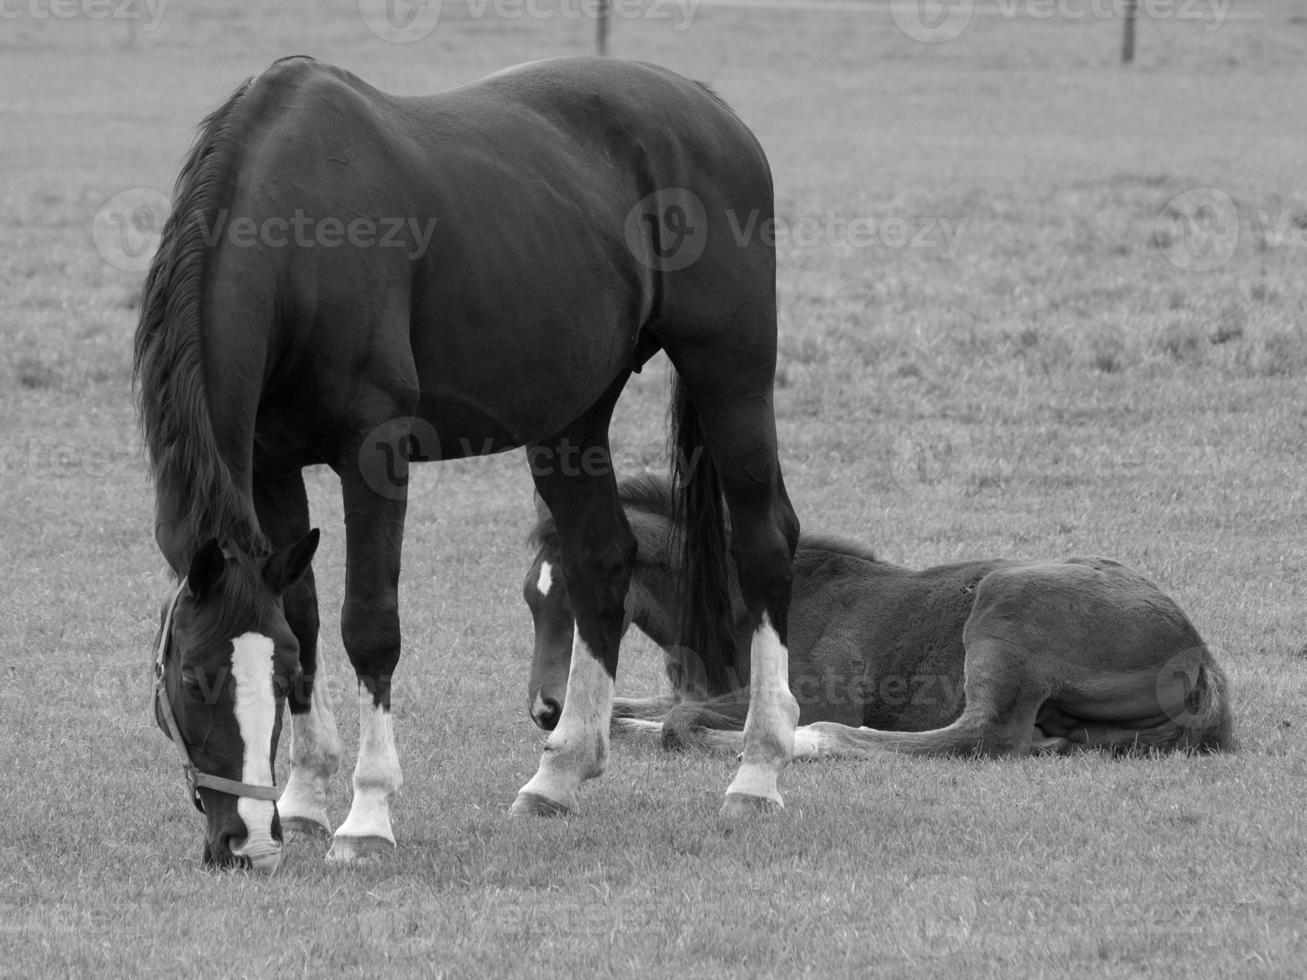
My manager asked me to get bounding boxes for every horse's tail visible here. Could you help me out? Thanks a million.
[668,375,739,693]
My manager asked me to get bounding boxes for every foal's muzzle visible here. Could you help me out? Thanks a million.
[530,693,562,731]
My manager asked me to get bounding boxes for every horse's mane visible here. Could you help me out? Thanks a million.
[527,474,878,566]
[694,80,733,114]
[133,74,268,570]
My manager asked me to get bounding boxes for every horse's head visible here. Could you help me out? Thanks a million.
[152,531,319,872]
[522,543,573,732]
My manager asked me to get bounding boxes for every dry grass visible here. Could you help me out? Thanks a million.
[2,1,1307,976]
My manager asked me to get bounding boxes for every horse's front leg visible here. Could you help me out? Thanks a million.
[327,447,409,862]
[278,567,343,840]
[253,471,342,840]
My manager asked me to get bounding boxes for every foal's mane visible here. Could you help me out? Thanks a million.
[133,73,269,569]
[528,474,879,567]
[528,474,681,567]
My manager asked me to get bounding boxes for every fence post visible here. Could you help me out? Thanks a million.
[1122,0,1138,63]
[596,0,610,55]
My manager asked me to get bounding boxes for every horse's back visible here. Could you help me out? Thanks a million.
[218,56,775,457]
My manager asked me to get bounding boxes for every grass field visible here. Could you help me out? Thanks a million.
[3,0,1307,975]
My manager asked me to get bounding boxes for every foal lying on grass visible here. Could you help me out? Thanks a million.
[524,476,1234,758]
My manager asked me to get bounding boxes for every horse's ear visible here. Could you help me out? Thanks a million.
[187,539,226,602]
[533,491,551,521]
[264,529,320,594]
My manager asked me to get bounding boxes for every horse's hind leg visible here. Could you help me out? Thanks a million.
[253,470,341,839]
[668,364,800,815]
[512,376,636,816]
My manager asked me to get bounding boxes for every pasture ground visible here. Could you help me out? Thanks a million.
[2,1,1306,976]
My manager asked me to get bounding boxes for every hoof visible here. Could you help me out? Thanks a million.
[326,834,395,863]
[720,792,783,819]
[509,791,571,818]
[282,816,333,842]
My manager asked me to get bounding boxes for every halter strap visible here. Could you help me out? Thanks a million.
[153,582,281,811]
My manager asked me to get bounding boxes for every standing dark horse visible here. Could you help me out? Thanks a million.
[525,476,1233,758]
[136,57,800,870]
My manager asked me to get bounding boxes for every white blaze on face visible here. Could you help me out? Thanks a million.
[535,560,554,598]
[229,632,279,858]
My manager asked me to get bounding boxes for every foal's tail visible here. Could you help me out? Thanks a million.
[660,687,753,751]
[1175,658,1236,753]
[668,375,739,693]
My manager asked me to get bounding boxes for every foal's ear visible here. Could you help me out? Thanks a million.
[186,539,227,602]
[263,529,320,594]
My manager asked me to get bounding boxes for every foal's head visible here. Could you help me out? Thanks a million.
[522,478,696,730]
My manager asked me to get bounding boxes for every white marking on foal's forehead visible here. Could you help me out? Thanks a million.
[536,561,554,598]
[230,633,277,841]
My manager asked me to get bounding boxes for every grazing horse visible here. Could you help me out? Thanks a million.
[524,476,1234,758]
[135,56,800,870]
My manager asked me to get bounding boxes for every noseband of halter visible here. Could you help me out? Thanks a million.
[153,581,281,814]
